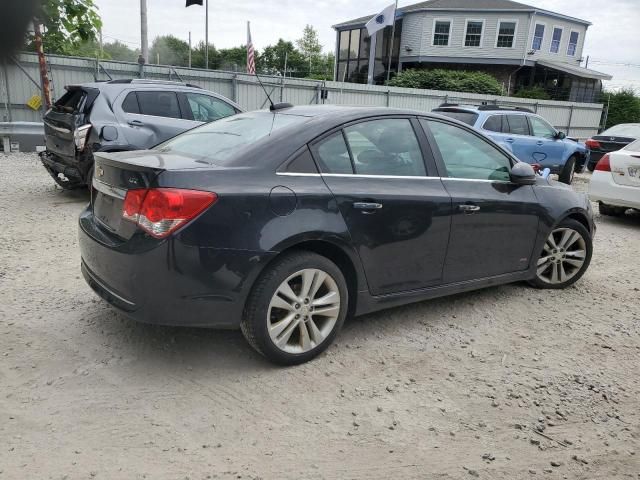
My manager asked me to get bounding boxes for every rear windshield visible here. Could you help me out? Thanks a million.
[433,109,478,126]
[601,124,640,138]
[155,111,308,164]
[54,88,87,113]
[624,139,640,151]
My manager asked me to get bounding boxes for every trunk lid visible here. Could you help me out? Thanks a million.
[91,150,212,239]
[44,87,99,161]
[591,135,634,153]
[610,149,640,188]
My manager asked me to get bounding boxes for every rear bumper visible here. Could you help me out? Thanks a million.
[39,150,88,186]
[588,171,640,210]
[78,208,276,328]
[587,151,605,168]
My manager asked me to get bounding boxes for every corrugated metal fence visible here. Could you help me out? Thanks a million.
[1,52,604,139]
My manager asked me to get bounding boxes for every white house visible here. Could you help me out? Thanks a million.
[333,0,612,102]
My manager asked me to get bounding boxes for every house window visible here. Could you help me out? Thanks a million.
[550,27,562,53]
[464,21,483,47]
[532,24,545,50]
[433,20,451,46]
[567,31,579,56]
[496,21,516,48]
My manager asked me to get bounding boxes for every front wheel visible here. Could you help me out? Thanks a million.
[558,155,577,185]
[241,251,348,365]
[529,219,592,289]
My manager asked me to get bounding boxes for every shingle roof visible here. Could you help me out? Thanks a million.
[333,0,590,29]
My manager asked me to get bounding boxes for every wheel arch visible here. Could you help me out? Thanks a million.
[249,237,366,319]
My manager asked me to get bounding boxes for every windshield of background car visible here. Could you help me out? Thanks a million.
[155,111,308,164]
[601,124,640,137]
[433,109,478,126]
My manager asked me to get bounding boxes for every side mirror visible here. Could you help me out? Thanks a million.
[510,162,537,185]
[555,131,566,140]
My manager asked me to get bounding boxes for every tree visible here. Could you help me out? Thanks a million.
[103,41,140,62]
[388,68,502,95]
[260,39,306,75]
[150,35,190,66]
[37,0,102,54]
[296,24,322,73]
[602,88,640,129]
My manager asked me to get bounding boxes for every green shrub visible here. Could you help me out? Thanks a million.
[601,88,640,129]
[513,86,551,100]
[388,68,502,95]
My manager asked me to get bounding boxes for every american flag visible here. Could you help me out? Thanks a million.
[246,21,256,74]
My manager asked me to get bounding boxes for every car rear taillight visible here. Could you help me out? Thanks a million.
[122,188,217,238]
[594,153,611,172]
[585,139,601,150]
[74,124,92,151]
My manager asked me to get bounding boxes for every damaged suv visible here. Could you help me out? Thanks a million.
[40,79,242,189]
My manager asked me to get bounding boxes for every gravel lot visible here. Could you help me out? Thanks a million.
[1,153,639,479]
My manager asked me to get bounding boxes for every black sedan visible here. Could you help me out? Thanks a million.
[79,105,595,365]
[586,123,640,171]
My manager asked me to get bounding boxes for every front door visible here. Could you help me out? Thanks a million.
[310,117,452,296]
[421,118,541,284]
[528,115,567,171]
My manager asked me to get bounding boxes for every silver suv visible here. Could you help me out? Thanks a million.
[40,79,242,188]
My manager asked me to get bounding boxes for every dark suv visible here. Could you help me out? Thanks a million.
[40,79,242,189]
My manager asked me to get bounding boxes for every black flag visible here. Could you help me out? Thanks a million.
[186,0,203,6]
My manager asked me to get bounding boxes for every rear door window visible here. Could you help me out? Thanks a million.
[185,92,237,122]
[483,114,505,133]
[506,114,530,136]
[312,132,354,174]
[135,91,182,119]
[343,119,427,176]
[121,92,140,114]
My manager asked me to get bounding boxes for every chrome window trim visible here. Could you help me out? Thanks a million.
[277,171,514,183]
[92,177,128,199]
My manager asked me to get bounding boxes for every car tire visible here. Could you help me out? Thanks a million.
[529,218,592,290]
[587,160,597,172]
[558,155,577,184]
[241,251,348,365]
[599,202,627,217]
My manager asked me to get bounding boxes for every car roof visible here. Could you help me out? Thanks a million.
[434,105,534,115]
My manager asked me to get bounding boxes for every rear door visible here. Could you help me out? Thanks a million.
[421,118,540,283]
[527,115,566,170]
[310,117,452,295]
[44,87,99,162]
[117,90,197,148]
[502,114,538,163]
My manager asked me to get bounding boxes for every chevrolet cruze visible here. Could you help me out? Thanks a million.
[79,105,595,365]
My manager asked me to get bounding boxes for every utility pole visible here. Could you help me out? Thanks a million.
[33,21,52,109]
[140,0,149,63]
[99,28,103,57]
[205,0,209,69]
[188,31,192,68]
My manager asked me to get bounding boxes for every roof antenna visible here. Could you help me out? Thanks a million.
[254,72,293,112]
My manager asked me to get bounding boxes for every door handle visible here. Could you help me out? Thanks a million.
[128,120,144,127]
[459,204,480,213]
[353,202,383,211]
[505,138,515,143]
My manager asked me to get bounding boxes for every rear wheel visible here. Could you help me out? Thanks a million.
[529,219,592,289]
[558,155,577,184]
[599,202,627,217]
[241,251,348,365]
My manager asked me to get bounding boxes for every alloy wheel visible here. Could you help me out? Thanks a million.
[536,227,587,284]
[267,268,341,354]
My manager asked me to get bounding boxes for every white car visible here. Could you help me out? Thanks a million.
[588,139,640,216]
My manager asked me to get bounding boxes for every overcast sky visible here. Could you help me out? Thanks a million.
[95,0,640,90]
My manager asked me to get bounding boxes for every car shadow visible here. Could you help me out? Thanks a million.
[85,283,519,371]
[597,209,640,227]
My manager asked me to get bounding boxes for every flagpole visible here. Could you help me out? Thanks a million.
[385,0,398,84]
[367,34,377,85]
[205,0,209,69]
